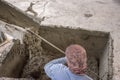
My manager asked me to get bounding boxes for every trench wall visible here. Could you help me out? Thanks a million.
[99,36,113,80]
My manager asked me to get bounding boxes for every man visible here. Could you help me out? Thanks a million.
[44,44,93,80]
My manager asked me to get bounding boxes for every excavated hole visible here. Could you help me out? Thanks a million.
[38,26,112,80]
[0,26,112,80]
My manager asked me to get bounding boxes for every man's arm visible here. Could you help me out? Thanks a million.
[44,57,67,78]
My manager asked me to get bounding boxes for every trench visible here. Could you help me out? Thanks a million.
[0,0,113,80]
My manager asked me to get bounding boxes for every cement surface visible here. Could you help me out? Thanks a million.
[1,0,120,80]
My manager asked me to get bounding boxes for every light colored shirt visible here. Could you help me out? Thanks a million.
[44,57,93,80]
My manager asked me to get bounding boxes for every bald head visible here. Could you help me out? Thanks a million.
[65,44,87,74]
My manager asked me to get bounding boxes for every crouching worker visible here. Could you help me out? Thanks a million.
[44,44,93,80]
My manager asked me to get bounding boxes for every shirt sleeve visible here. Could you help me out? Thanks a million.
[44,57,67,78]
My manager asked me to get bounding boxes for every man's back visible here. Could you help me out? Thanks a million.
[44,57,93,80]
